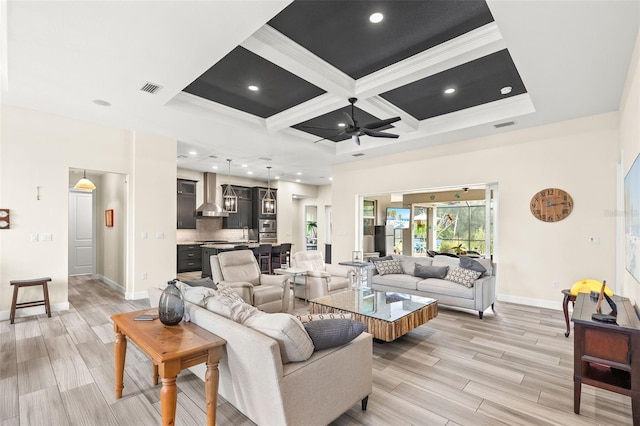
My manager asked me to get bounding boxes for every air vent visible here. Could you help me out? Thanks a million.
[352,153,365,157]
[177,154,188,159]
[139,81,162,94]
[258,157,272,161]
[494,121,516,128]
[208,155,218,159]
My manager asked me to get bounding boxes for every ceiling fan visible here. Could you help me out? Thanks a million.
[310,98,401,145]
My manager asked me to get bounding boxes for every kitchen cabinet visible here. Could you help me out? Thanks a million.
[223,185,252,229]
[177,179,197,229]
[177,244,202,272]
[252,187,277,228]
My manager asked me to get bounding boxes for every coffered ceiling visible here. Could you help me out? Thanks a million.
[1,1,638,185]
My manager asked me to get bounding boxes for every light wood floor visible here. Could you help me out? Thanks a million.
[0,274,633,425]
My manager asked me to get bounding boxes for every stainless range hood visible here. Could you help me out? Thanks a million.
[196,173,228,218]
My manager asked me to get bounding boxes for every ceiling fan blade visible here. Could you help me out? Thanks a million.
[351,135,360,145]
[364,116,401,129]
[342,112,355,128]
[313,131,346,143]
[300,124,338,131]
[362,128,399,138]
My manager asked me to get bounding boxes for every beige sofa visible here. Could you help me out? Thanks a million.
[148,287,373,426]
[290,250,353,300]
[368,254,496,319]
[210,250,290,312]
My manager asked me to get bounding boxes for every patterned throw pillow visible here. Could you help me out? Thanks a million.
[374,259,404,275]
[445,267,482,288]
[295,312,353,323]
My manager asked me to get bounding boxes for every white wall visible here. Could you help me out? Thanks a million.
[332,113,619,309]
[619,30,640,306]
[0,105,176,317]
[96,172,128,289]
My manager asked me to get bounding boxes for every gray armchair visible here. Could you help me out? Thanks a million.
[290,250,353,300]
[210,250,290,312]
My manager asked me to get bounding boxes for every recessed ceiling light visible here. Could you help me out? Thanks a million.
[275,176,280,180]
[501,86,513,95]
[247,171,253,175]
[296,179,301,182]
[444,87,456,95]
[369,12,383,23]
[92,99,111,106]
[338,122,346,127]
[241,164,248,168]
[211,166,218,169]
[296,172,302,176]
[189,151,197,156]
[329,177,333,181]
[248,85,259,91]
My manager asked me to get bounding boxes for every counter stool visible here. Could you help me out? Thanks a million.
[256,244,272,274]
[10,277,52,324]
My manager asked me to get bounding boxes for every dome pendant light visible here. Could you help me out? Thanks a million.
[74,170,96,191]
[261,166,276,215]
[222,159,237,213]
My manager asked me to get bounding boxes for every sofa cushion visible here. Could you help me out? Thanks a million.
[303,319,367,351]
[374,259,403,275]
[414,264,449,279]
[459,256,487,274]
[445,267,482,288]
[417,278,475,299]
[371,274,421,291]
[244,312,314,363]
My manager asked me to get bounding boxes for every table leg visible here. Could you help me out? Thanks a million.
[632,392,639,426]
[205,347,223,426]
[159,361,181,426]
[574,376,582,414]
[563,292,571,337]
[152,362,159,386]
[114,327,127,399]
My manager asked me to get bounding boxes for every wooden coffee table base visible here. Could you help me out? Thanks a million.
[112,310,226,426]
[310,301,438,342]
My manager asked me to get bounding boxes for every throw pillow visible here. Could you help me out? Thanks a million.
[459,256,487,274]
[303,319,367,351]
[414,264,449,279]
[182,277,217,290]
[445,267,482,288]
[244,313,314,363]
[295,313,353,323]
[205,283,260,323]
[374,259,404,275]
[172,281,217,307]
[369,255,393,264]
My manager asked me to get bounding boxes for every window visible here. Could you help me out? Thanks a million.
[363,200,375,236]
[435,201,491,255]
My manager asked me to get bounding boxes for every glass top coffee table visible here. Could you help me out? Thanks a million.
[309,288,438,342]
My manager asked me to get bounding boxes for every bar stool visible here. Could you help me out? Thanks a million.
[256,243,272,274]
[271,243,292,271]
[10,277,52,324]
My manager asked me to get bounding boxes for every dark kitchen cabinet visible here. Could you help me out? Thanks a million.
[177,244,202,272]
[223,185,252,229]
[177,179,197,229]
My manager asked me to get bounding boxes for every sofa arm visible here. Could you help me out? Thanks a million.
[325,263,353,278]
[473,275,496,313]
[260,274,291,312]
[307,270,331,278]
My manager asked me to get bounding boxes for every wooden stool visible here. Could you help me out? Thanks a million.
[10,277,52,324]
[561,289,577,337]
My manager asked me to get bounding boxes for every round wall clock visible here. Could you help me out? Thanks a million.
[530,188,574,222]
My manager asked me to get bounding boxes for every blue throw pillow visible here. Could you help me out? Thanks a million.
[183,277,218,290]
[414,264,449,279]
[304,319,367,351]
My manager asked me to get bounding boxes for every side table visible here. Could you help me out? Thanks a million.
[111,310,226,426]
[274,267,308,308]
[561,289,577,337]
[338,261,374,289]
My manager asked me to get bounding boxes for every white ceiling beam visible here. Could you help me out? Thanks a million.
[265,92,345,131]
[356,96,420,132]
[355,22,506,99]
[166,91,266,128]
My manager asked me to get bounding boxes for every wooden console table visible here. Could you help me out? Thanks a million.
[572,293,640,425]
[111,310,226,426]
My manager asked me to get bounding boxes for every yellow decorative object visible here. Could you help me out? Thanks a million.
[569,279,613,296]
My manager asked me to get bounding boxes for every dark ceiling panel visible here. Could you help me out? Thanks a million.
[292,104,395,142]
[183,46,325,118]
[380,49,527,120]
[268,1,494,79]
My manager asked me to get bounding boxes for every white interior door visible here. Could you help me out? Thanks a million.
[69,190,94,275]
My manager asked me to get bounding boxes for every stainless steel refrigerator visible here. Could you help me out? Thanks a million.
[374,225,395,256]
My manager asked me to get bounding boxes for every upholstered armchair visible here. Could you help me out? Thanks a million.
[290,250,353,300]
[210,250,290,313]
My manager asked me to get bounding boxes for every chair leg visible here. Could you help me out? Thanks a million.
[42,281,52,318]
[10,285,19,324]
[361,396,369,411]
[478,311,484,319]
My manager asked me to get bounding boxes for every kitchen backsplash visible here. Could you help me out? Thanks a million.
[177,219,251,243]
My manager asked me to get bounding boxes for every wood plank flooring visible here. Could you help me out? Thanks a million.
[0,274,633,425]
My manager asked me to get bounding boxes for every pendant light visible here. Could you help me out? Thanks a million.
[74,170,96,191]
[222,159,237,213]
[261,166,276,215]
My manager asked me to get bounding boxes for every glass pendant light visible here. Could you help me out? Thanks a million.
[261,166,276,215]
[222,159,237,213]
[74,170,96,191]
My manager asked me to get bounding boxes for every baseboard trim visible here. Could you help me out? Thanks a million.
[497,293,562,311]
[125,290,150,301]
[95,274,124,294]
[0,302,70,322]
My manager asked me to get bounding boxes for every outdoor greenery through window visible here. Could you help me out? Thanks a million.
[413,200,493,256]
